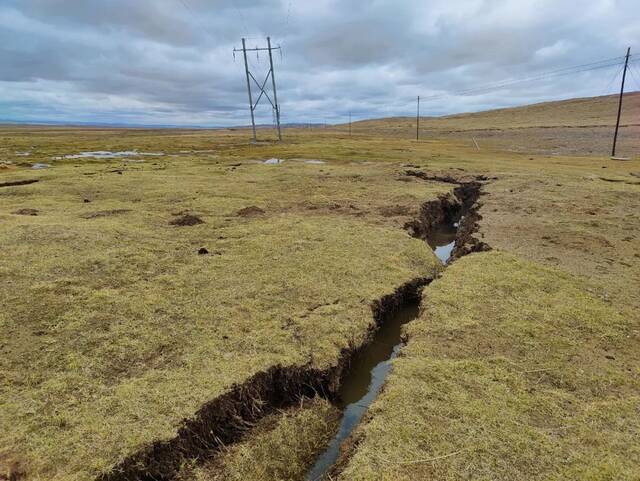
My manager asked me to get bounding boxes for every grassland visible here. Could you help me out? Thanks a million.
[350,92,640,156]
[1,93,640,481]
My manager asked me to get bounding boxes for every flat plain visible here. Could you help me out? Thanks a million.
[1,93,639,481]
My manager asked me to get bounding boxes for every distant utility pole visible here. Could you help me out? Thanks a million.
[416,95,420,141]
[612,47,631,157]
[349,112,352,137]
[233,37,282,142]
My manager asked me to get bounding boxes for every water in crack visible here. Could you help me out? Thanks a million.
[306,302,420,481]
[426,213,462,264]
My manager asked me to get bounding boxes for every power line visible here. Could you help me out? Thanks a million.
[627,64,640,91]
[602,63,625,96]
[176,0,209,38]
[419,55,628,102]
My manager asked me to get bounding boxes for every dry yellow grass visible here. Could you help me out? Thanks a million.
[1,133,445,481]
[1,92,639,481]
[339,252,640,480]
[348,92,640,156]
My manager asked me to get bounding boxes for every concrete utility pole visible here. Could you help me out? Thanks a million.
[416,95,420,141]
[234,38,282,142]
[612,47,631,157]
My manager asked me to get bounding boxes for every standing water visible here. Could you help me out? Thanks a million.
[306,303,420,481]
[426,214,461,264]
[306,216,461,480]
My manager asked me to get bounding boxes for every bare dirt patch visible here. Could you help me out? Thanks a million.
[169,214,204,226]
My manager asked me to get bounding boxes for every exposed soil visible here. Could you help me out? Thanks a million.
[197,248,209,255]
[81,209,132,219]
[403,170,491,261]
[169,214,204,226]
[97,278,429,481]
[0,179,39,188]
[237,206,266,217]
[12,208,38,216]
[96,183,487,481]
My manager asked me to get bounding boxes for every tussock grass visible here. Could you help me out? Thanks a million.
[338,252,640,480]
[184,398,339,481]
[1,117,639,480]
[0,143,443,480]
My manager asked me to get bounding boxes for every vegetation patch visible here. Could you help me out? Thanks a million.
[81,209,132,219]
[183,398,340,481]
[337,252,640,480]
[236,206,265,217]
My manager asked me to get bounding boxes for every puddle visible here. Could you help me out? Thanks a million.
[306,303,420,481]
[304,159,327,164]
[426,214,462,264]
[55,151,164,160]
[31,163,51,169]
[15,152,31,157]
[263,158,284,164]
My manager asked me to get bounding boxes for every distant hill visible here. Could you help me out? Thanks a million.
[351,92,640,134]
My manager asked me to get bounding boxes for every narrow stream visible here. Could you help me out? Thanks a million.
[306,217,460,480]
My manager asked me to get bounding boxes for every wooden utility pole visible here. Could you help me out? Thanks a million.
[612,47,631,157]
[349,112,352,137]
[234,38,282,142]
[416,95,420,141]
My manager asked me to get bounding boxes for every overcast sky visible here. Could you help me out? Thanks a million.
[0,0,638,126]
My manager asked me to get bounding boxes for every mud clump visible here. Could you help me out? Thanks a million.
[12,208,39,216]
[198,248,209,255]
[170,214,204,226]
[237,206,265,218]
[81,209,132,219]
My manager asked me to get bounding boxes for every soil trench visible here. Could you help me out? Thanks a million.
[97,173,488,481]
[305,173,488,480]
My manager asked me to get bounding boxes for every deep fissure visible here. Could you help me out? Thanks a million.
[97,173,488,481]
[305,173,489,480]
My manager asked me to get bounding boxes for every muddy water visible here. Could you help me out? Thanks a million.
[306,303,420,481]
[426,214,462,264]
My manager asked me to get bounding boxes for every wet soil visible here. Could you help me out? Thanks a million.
[306,303,420,481]
[96,174,489,481]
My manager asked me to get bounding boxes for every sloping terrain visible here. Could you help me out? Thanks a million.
[349,92,640,156]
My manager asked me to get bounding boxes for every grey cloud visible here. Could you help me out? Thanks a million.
[0,0,638,126]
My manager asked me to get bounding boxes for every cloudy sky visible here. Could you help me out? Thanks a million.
[0,0,638,126]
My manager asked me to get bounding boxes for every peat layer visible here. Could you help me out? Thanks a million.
[98,278,430,481]
[404,170,491,261]
[98,172,488,481]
